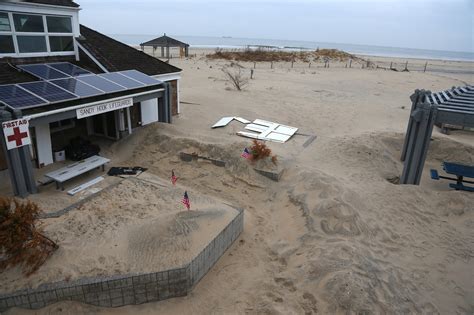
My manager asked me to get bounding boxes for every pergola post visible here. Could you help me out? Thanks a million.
[401,89,425,162]
[166,46,170,58]
[400,90,437,185]
[161,46,164,57]
[185,46,189,57]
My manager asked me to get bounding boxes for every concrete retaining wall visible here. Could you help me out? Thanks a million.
[0,209,243,312]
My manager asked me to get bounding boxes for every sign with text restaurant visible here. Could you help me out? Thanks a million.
[76,98,133,119]
[2,118,31,150]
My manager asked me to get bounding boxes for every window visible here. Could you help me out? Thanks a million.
[49,36,74,51]
[46,16,72,33]
[0,12,10,31]
[0,12,74,56]
[17,36,47,53]
[13,13,44,32]
[0,35,14,53]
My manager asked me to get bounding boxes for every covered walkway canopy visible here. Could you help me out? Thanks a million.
[140,34,190,58]
[400,85,474,185]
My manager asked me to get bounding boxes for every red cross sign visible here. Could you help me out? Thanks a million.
[2,118,31,150]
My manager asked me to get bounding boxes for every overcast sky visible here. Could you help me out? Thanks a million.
[77,0,473,52]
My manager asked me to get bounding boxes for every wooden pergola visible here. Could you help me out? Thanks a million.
[140,33,189,58]
[400,85,474,185]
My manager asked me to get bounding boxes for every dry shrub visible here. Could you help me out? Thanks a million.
[207,47,359,63]
[222,66,249,91]
[249,140,278,165]
[0,197,58,276]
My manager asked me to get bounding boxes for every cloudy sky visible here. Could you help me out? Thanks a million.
[77,0,473,52]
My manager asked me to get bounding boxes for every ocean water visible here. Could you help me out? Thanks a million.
[109,34,474,62]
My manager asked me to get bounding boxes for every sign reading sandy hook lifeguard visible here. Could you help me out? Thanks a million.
[2,118,31,150]
[76,98,133,119]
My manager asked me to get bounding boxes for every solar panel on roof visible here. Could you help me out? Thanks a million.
[19,81,77,103]
[1,69,162,111]
[18,64,70,80]
[119,70,162,85]
[77,75,126,93]
[50,78,103,98]
[0,85,47,108]
[99,73,145,89]
[49,63,91,77]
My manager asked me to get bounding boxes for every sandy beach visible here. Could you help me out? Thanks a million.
[4,48,474,314]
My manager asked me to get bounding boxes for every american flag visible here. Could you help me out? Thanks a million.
[241,148,252,159]
[182,191,191,210]
[171,170,178,185]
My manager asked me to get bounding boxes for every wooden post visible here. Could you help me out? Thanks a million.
[271,61,273,69]
[366,60,370,68]
[250,69,254,79]
[291,60,294,68]
[349,59,352,68]
[254,62,256,69]
[404,61,408,71]
[424,62,427,72]
[309,62,311,68]
[390,61,393,69]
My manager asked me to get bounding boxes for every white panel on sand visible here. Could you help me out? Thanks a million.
[67,176,104,196]
[211,116,251,128]
[235,117,251,124]
[35,123,53,166]
[141,98,159,126]
[212,117,234,128]
[244,123,268,133]
[237,131,264,140]
[238,119,298,143]
[264,132,291,143]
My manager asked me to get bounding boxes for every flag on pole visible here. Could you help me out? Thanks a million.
[171,169,178,185]
[182,191,191,210]
[241,147,252,159]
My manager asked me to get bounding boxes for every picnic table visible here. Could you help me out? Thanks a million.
[45,155,110,190]
[430,162,474,192]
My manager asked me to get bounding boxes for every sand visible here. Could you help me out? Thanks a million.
[0,175,239,294]
[4,48,474,314]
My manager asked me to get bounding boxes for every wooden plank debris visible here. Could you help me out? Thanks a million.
[179,152,226,167]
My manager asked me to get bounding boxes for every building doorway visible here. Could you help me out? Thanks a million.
[90,111,119,140]
[130,103,142,128]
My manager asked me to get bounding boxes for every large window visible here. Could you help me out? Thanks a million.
[0,11,75,56]
[49,36,73,51]
[13,14,44,32]
[17,35,47,53]
[0,35,14,53]
[0,12,10,31]
[46,16,72,33]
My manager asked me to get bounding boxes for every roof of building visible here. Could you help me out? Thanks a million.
[78,25,182,76]
[23,0,80,8]
[140,34,190,48]
[0,54,103,85]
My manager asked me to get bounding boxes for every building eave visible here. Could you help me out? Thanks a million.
[3,1,81,11]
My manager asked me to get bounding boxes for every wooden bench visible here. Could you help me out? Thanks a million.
[45,155,110,191]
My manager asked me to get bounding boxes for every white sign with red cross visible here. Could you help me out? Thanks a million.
[2,118,31,150]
